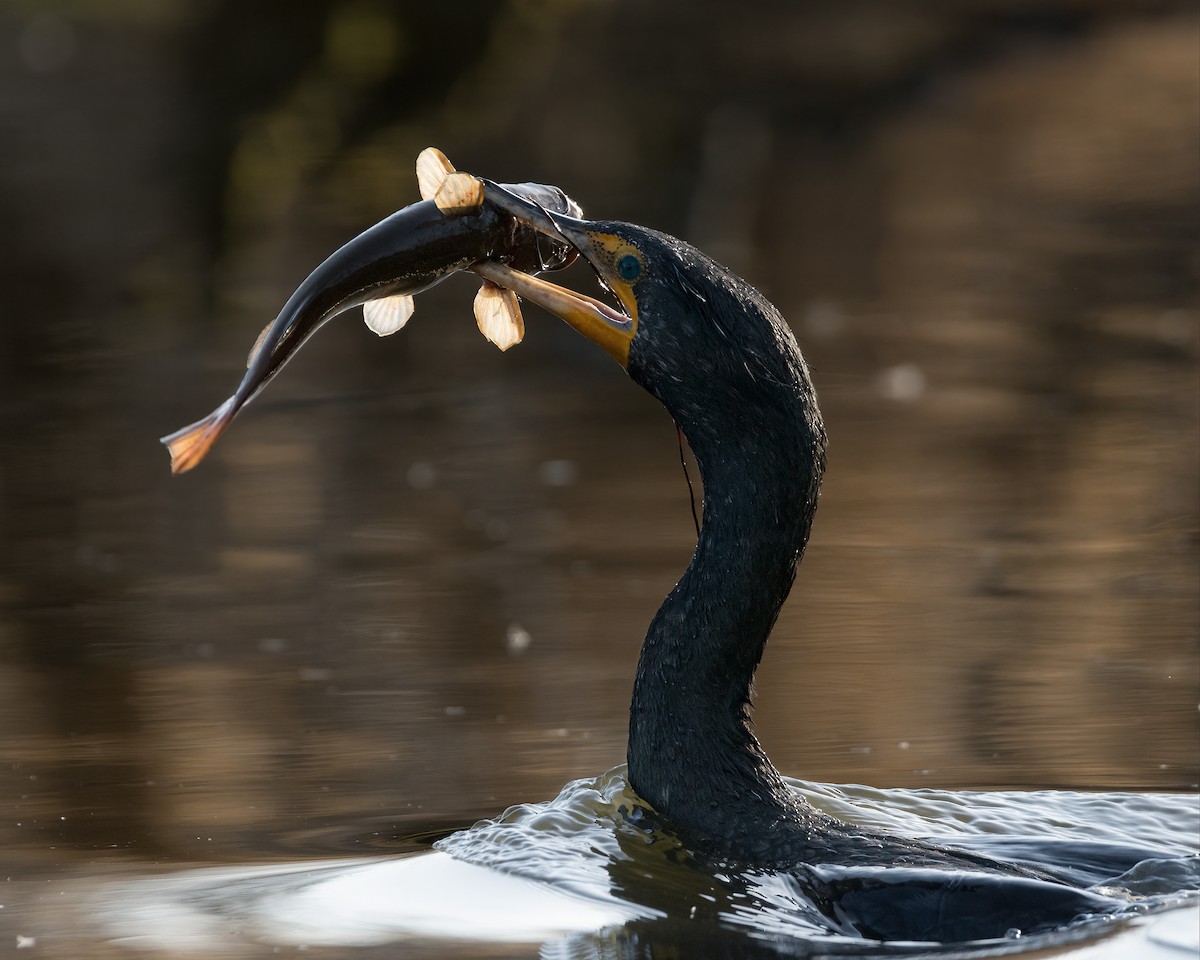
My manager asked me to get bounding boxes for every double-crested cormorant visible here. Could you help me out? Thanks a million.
[471,185,1115,942]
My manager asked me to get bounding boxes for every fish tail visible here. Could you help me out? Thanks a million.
[159,397,238,475]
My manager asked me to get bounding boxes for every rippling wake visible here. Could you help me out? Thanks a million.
[7,769,1195,958]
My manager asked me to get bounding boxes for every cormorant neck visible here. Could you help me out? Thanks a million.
[627,374,826,859]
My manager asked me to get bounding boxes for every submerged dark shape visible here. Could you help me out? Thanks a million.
[161,180,581,474]
[470,182,1118,942]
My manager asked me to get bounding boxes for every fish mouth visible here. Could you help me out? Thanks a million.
[473,181,637,368]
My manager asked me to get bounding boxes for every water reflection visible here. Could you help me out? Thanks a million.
[6,356,1190,847]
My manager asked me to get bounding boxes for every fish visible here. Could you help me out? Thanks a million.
[161,148,582,475]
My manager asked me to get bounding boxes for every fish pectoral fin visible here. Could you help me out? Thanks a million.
[416,147,455,201]
[416,146,482,216]
[473,280,524,351]
[434,173,485,217]
[363,294,415,336]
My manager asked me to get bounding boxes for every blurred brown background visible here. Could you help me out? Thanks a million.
[0,0,1196,869]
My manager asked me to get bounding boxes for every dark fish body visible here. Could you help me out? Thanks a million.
[247,182,579,404]
[162,181,581,473]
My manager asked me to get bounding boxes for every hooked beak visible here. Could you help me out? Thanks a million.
[474,181,637,367]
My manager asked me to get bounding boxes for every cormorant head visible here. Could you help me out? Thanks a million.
[475,183,817,447]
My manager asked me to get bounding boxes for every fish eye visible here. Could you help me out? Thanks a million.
[617,254,642,282]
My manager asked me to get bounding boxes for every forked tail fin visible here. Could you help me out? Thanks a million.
[160,397,238,475]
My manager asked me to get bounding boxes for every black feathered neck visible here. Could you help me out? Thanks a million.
[621,230,828,859]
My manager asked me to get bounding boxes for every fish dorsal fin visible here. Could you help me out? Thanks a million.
[246,318,274,369]
[363,294,415,336]
[473,280,524,351]
[416,147,454,201]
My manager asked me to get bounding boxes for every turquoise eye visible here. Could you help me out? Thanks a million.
[617,254,641,282]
